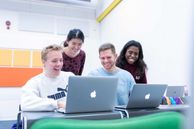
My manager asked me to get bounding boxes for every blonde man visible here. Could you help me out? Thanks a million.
[21,44,74,111]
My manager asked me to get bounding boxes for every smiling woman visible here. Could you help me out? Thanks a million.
[116,40,148,84]
[61,29,86,75]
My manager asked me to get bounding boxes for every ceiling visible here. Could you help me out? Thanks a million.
[0,0,98,19]
[42,0,98,8]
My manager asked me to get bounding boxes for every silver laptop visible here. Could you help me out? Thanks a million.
[116,84,167,109]
[166,86,184,97]
[58,76,118,114]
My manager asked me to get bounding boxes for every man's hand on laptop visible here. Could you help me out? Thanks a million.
[57,101,66,109]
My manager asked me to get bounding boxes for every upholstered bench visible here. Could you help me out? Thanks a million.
[30,111,184,129]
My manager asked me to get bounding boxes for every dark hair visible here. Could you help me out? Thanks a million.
[99,43,116,54]
[63,29,85,47]
[116,40,147,75]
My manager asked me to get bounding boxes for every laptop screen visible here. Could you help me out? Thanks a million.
[116,84,167,109]
[65,76,118,113]
[166,86,185,97]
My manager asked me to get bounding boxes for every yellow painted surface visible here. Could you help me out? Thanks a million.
[32,50,42,67]
[97,0,122,22]
[13,50,31,67]
[0,49,12,66]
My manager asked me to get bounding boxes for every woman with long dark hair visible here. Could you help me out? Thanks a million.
[61,29,85,75]
[116,40,147,83]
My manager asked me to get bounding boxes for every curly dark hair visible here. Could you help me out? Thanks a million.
[116,40,147,75]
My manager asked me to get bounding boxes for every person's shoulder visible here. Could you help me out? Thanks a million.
[27,73,43,81]
[117,68,135,83]
[118,67,127,72]
[88,67,102,76]
[23,73,43,88]
[87,70,97,76]
[118,67,133,76]
[80,50,86,56]
[60,71,75,77]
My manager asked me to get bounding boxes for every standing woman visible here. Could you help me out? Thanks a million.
[116,40,148,83]
[62,29,85,75]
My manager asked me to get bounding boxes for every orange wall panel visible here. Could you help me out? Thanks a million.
[0,67,42,87]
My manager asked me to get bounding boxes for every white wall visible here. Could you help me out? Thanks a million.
[0,1,100,74]
[97,0,193,88]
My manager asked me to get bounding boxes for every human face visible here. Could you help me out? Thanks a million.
[125,46,139,64]
[43,50,63,78]
[67,38,83,56]
[99,49,117,72]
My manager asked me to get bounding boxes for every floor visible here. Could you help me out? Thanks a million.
[0,120,16,129]
[0,100,20,129]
